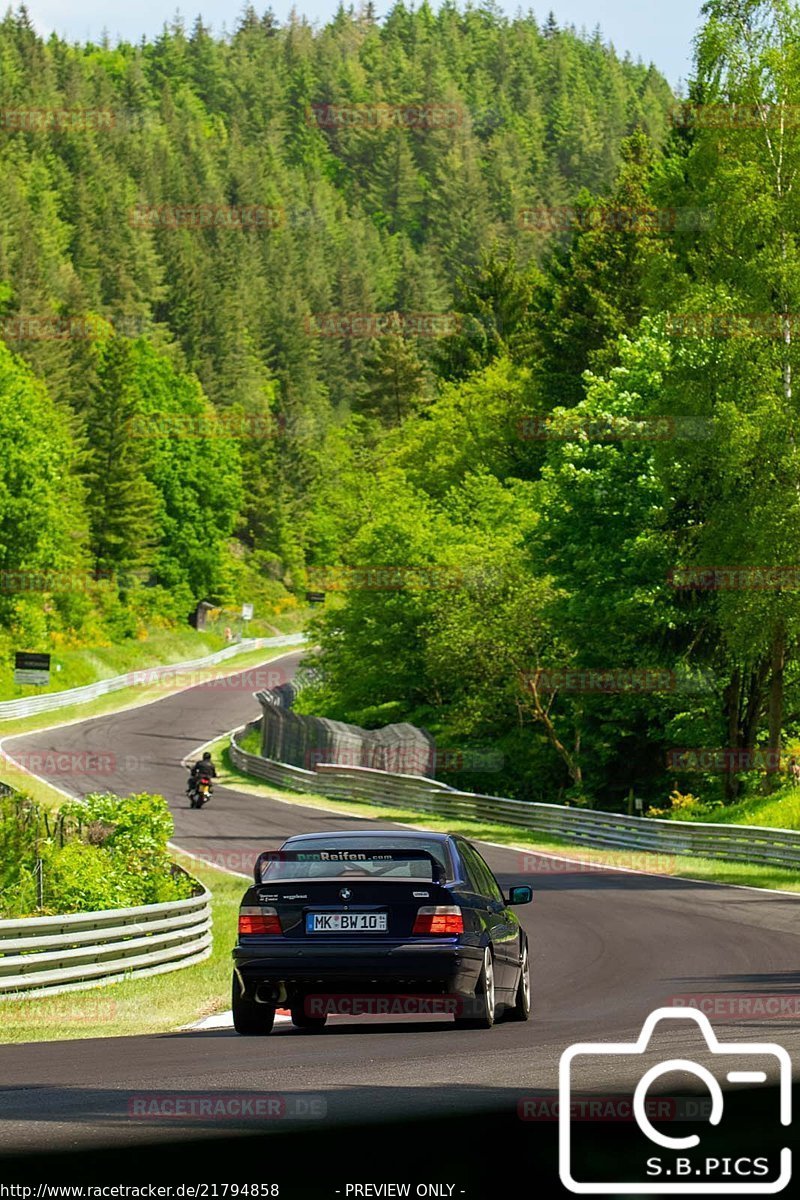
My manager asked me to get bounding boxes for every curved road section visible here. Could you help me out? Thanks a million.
[1,651,799,1157]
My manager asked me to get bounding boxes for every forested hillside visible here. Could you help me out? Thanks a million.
[292,0,800,813]
[0,3,668,655]
[8,1,797,814]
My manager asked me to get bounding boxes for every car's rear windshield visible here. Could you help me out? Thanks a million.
[260,837,452,882]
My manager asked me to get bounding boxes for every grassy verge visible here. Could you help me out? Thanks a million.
[658,787,800,831]
[0,857,245,1044]
[0,643,302,743]
[213,736,800,895]
[2,627,227,701]
[0,607,306,704]
[0,604,309,705]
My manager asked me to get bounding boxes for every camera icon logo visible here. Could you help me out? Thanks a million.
[559,1006,791,1194]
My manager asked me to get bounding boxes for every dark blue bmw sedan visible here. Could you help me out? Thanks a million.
[231,829,532,1034]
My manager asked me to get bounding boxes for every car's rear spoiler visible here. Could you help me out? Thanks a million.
[253,847,445,885]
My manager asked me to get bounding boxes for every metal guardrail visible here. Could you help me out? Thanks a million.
[230,723,800,872]
[0,633,306,721]
[0,878,211,998]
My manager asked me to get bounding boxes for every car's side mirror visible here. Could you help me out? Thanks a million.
[507,885,533,906]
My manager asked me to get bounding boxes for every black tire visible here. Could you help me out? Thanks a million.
[508,942,531,1022]
[231,974,276,1036]
[290,1003,328,1031]
[453,947,496,1030]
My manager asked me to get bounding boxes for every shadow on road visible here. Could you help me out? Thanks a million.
[0,1081,791,1193]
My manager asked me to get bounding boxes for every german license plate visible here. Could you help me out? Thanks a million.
[306,912,387,933]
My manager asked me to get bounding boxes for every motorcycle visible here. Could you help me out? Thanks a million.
[189,776,213,809]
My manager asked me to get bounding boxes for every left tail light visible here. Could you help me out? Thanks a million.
[412,906,464,935]
[238,906,282,935]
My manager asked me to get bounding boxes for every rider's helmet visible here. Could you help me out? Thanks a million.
[202,751,212,761]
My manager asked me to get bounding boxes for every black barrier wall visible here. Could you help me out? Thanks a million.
[256,685,435,776]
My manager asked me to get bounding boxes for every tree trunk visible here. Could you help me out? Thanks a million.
[765,626,786,792]
[517,674,583,788]
[723,668,741,802]
[742,658,770,751]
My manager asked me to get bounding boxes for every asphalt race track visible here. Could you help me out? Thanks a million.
[2,651,800,1189]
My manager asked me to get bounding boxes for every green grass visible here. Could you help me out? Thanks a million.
[659,787,800,831]
[237,724,262,755]
[0,607,306,704]
[215,736,800,895]
[0,857,246,1043]
[2,627,225,702]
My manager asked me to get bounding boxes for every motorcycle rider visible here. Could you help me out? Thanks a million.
[187,751,217,805]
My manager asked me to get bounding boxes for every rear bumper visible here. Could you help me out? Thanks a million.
[232,940,484,1000]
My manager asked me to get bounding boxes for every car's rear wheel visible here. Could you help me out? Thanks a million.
[454,947,496,1030]
[508,942,531,1022]
[290,1003,328,1031]
[231,974,276,1035]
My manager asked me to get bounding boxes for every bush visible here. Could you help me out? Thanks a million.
[38,842,121,912]
[238,725,261,755]
[647,788,722,821]
[0,792,40,893]
[0,790,193,916]
[60,791,175,855]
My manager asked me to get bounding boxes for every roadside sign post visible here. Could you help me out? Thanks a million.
[14,652,51,687]
[240,602,254,643]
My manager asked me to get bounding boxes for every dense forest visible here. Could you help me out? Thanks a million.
[4,0,799,811]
